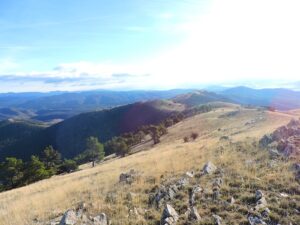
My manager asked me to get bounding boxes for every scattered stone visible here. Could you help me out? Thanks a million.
[212,214,222,225]
[212,178,223,201]
[187,206,201,221]
[59,210,77,225]
[93,213,108,225]
[261,208,270,218]
[255,190,264,201]
[230,196,235,205]
[248,215,267,225]
[188,185,202,206]
[202,162,217,174]
[185,171,194,178]
[160,204,179,225]
[280,193,289,198]
[176,177,189,188]
[254,190,268,211]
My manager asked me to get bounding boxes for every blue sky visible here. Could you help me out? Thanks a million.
[1,0,300,92]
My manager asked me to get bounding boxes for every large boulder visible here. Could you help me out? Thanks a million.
[160,204,179,225]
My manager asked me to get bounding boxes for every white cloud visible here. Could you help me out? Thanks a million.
[0,58,19,73]
[1,0,300,92]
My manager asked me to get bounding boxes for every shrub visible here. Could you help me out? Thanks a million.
[183,136,189,143]
[59,159,78,173]
[191,132,199,140]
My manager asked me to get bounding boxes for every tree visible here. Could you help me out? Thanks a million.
[105,137,129,157]
[0,157,23,188]
[59,159,78,173]
[85,136,105,165]
[23,156,51,184]
[41,146,61,171]
[158,124,168,135]
[135,130,145,143]
[164,118,174,127]
[148,126,161,144]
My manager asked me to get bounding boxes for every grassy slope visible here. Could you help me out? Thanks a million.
[0,106,299,224]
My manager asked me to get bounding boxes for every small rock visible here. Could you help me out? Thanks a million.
[261,208,270,218]
[280,193,289,198]
[212,214,222,225]
[185,171,194,178]
[255,190,264,201]
[202,162,217,174]
[93,213,108,225]
[248,215,267,225]
[230,196,235,204]
[176,177,189,188]
[160,204,179,225]
[59,210,77,225]
[187,206,201,221]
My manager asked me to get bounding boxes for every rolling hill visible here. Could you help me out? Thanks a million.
[172,90,231,106]
[0,100,184,160]
[0,90,230,160]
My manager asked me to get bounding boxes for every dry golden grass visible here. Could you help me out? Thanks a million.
[0,106,297,225]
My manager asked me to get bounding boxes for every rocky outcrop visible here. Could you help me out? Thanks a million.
[160,204,179,225]
[149,174,191,208]
[260,119,300,158]
[58,208,108,225]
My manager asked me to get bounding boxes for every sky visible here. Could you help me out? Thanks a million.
[0,0,300,92]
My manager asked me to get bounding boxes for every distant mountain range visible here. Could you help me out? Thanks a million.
[1,87,300,123]
[0,89,193,122]
[2,86,300,161]
[221,86,300,110]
